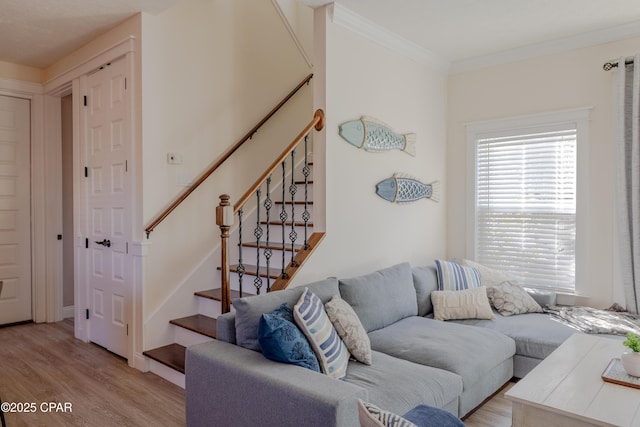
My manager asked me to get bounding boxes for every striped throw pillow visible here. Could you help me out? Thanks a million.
[294,288,350,379]
[358,400,418,427]
[435,259,481,291]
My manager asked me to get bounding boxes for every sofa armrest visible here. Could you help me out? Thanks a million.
[186,340,367,427]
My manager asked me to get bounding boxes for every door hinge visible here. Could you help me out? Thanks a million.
[126,242,129,254]
[84,167,88,177]
[86,309,90,320]
[124,78,127,90]
[125,160,128,172]
[126,324,129,336]
[85,238,89,249]
[83,95,87,106]
[57,234,62,240]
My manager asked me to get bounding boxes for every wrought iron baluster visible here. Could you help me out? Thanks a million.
[237,209,245,297]
[280,161,288,279]
[289,149,298,267]
[254,189,263,294]
[302,135,311,250]
[264,177,273,292]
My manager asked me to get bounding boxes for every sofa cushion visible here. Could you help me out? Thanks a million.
[449,312,577,360]
[325,295,372,365]
[412,265,438,316]
[435,259,481,291]
[431,287,495,321]
[339,263,417,333]
[234,277,339,351]
[358,400,417,427]
[486,281,543,316]
[294,288,350,379]
[368,316,515,391]
[257,303,321,372]
[345,350,462,417]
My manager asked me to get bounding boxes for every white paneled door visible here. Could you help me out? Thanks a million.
[0,96,31,325]
[84,57,131,358]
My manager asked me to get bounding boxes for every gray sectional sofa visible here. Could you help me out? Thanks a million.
[185,262,580,427]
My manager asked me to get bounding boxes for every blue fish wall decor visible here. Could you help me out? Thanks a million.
[339,116,416,156]
[376,174,440,204]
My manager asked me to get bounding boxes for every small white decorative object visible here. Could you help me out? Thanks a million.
[622,333,640,377]
[622,351,640,377]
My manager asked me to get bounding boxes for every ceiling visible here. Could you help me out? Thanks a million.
[0,0,180,69]
[301,0,640,70]
[3,0,640,70]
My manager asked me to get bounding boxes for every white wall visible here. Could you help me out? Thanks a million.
[292,5,449,284]
[447,36,640,309]
[140,0,313,338]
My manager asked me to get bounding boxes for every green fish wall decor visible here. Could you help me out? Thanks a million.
[338,116,416,156]
[376,174,440,204]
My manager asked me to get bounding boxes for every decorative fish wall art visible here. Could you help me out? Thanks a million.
[339,116,416,156]
[376,174,440,204]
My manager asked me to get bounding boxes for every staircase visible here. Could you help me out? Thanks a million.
[142,98,324,386]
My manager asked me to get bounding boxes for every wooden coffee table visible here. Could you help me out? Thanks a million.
[505,333,639,427]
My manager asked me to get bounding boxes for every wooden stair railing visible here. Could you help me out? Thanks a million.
[217,109,325,313]
[144,73,314,238]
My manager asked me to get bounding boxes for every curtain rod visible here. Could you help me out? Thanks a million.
[603,58,634,71]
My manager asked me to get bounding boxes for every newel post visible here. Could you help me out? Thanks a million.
[217,194,234,313]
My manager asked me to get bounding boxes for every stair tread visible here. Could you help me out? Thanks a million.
[217,264,282,279]
[170,314,217,339]
[294,180,313,185]
[143,343,185,374]
[260,220,314,227]
[274,201,314,205]
[195,288,254,301]
[242,241,303,251]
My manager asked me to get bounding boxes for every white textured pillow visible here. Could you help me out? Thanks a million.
[460,259,516,287]
[325,295,372,365]
[294,288,350,379]
[358,400,417,427]
[487,281,543,316]
[431,286,496,321]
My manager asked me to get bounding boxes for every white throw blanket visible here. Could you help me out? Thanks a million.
[544,304,640,336]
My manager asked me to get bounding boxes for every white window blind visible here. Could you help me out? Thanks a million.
[475,124,577,291]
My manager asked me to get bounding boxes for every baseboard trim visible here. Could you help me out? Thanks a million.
[63,305,74,319]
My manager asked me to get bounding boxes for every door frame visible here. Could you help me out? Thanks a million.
[41,36,144,369]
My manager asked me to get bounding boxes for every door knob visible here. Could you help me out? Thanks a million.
[95,239,111,248]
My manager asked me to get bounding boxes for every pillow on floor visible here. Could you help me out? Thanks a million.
[325,295,372,365]
[487,281,543,316]
[431,286,495,321]
[358,400,418,427]
[435,259,481,291]
[257,303,320,372]
[459,259,516,287]
[294,288,350,379]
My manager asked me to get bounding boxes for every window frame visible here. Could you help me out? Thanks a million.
[466,108,591,295]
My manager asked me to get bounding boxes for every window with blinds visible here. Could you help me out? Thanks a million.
[473,124,577,291]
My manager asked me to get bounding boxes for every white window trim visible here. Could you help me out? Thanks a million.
[466,107,591,295]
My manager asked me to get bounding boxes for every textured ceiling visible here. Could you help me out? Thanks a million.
[0,0,180,68]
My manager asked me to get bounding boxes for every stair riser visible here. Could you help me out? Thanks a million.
[237,246,303,268]
[228,273,279,295]
[174,325,215,347]
[147,359,185,389]
[197,297,225,318]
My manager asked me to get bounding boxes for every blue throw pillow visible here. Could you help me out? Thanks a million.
[402,404,465,427]
[257,303,320,372]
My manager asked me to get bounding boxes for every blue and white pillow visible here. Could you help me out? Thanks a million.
[358,400,418,427]
[294,288,350,379]
[257,303,320,372]
[435,259,481,291]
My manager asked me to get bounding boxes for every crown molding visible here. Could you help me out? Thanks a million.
[329,2,450,72]
[451,19,640,75]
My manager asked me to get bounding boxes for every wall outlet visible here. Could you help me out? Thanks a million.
[167,152,183,165]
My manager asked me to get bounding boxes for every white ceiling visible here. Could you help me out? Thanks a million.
[0,0,180,68]
[301,0,640,70]
[3,0,640,71]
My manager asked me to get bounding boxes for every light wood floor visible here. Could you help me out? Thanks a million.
[0,319,184,427]
[0,319,513,426]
